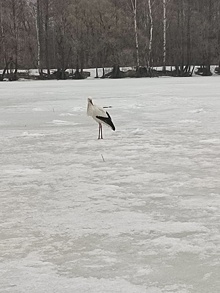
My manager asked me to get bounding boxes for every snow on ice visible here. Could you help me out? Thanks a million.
[0,77,220,293]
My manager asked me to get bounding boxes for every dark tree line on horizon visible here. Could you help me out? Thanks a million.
[1,0,220,80]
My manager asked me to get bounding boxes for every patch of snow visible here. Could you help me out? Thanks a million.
[188,108,205,114]
[32,107,45,112]
[48,119,79,126]
[59,113,75,117]
[200,138,220,144]
[178,119,200,124]
[0,77,220,293]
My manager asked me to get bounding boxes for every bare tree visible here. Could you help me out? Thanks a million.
[162,0,167,72]
[44,0,50,75]
[53,0,72,79]
[0,0,7,80]
[147,0,153,68]
[130,0,140,67]
[206,0,213,73]
[10,0,19,80]
[217,0,220,67]
[36,0,43,76]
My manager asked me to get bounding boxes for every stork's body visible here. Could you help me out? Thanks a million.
[87,98,115,139]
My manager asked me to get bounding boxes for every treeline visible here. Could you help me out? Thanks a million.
[0,0,220,80]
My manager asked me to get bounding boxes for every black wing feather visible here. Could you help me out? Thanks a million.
[96,112,115,131]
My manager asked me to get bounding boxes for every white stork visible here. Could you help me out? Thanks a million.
[87,97,115,139]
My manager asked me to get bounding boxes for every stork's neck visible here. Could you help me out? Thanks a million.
[87,101,93,116]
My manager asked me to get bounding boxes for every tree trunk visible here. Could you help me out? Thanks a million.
[44,0,50,76]
[130,0,140,67]
[0,0,6,80]
[162,0,167,72]
[218,0,220,66]
[148,0,153,68]
[206,0,212,72]
[102,67,105,78]
[180,0,184,69]
[36,0,43,77]
[176,0,185,76]
[186,0,191,66]
[95,67,99,78]
[11,0,18,80]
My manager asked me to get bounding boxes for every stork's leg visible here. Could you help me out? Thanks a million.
[98,123,101,139]
[100,124,103,139]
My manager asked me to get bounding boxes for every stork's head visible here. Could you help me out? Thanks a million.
[88,97,93,105]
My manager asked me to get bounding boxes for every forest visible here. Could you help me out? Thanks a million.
[0,0,220,80]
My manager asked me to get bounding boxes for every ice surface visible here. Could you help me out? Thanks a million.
[0,77,220,293]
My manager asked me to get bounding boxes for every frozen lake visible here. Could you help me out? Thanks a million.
[0,77,220,293]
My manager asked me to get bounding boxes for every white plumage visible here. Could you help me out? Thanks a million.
[87,97,115,139]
